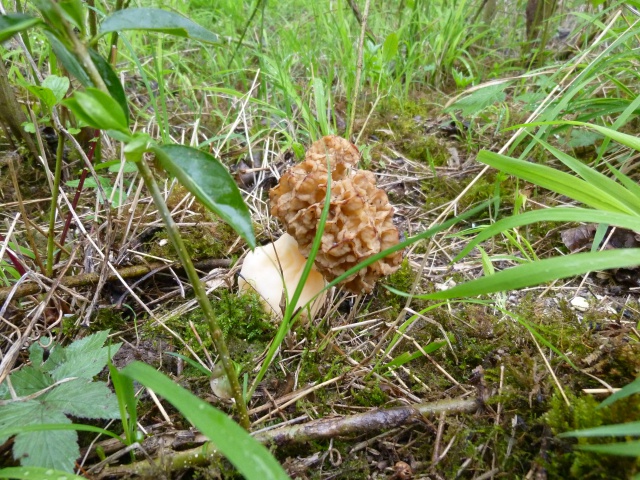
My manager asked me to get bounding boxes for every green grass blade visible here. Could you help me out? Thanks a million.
[574,441,640,457]
[597,377,640,410]
[477,151,635,214]
[324,200,492,292]
[0,423,123,442]
[606,162,640,200]
[0,467,88,480]
[454,208,640,261]
[560,421,640,438]
[121,362,289,480]
[390,249,640,300]
[530,137,640,214]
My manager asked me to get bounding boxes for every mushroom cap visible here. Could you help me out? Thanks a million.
[270,136,403,294]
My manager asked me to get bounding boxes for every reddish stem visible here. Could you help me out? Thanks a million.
[55,130,100,265]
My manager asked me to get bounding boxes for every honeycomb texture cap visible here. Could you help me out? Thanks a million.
[270,135,403,294]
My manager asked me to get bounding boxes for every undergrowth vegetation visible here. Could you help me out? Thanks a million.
[1,0,640,478]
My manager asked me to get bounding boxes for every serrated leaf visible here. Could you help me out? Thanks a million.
[89,50,129,124]
[44,330,120,380]
[0,402,78,471]
[99,8,220,44]
[121,362,289,480]
[447,83,507,116]
[43,379,119,419]
[13,420,78,472]
[152,144,255,248]
[10,366,54,396]
[0,466,87,480]
[0,14,41,42]
[63,88,129,133]
[45,32,91,87]
[568,129,602,148]
[0,400,42,443]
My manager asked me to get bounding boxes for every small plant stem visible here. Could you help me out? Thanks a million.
[48,0,108,93]
[346,0,371,140]
[46,132,65,277]
[135,158,250,430]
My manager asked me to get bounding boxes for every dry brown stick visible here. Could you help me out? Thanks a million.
[96,396,479,478]
[0,258,232,302]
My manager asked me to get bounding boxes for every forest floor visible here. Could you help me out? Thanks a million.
[2,87,640,479]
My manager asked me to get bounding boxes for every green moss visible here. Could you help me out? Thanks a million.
[352,383,388,407]
[145,289,274,372]
[544,393,640,479]
[146,221,238,261]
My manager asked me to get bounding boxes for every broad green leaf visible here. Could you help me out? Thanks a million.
[63,88,129,133]
[26,75,70,110]
[99,8,220,44]
[43,379,120,419]
[446,83,507,116]
[394,249,640,300]
[574,441,640,457]
[478,150,636,215]
[0,466,87,480]
[598,377,640,410]
[382,32,399,63]
[66,176,111,189]
[41,75,70,104]
[560,421,640,438]
[152,144,255,248]
[454,208,640,261]
[8,366,54,396]
[26,85,57,109]
[45,33,91,87]
[59,0,85,32]
[89,49,129,123]
[0,14,40,42]
[121,362,290,480]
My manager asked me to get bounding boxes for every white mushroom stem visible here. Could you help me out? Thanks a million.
[238,233,327,320]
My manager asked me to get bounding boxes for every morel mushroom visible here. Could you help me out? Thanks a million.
[238,233,327,319]
[270,135,403,294]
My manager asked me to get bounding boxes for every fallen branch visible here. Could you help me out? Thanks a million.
[95,396,479,477]
[0,258,231,303]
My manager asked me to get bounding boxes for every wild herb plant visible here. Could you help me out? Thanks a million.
[0,331,121,471]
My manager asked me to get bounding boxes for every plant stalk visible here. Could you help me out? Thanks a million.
[46,132,65,277]
[346,0,371,140]
[135,159,250,430]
